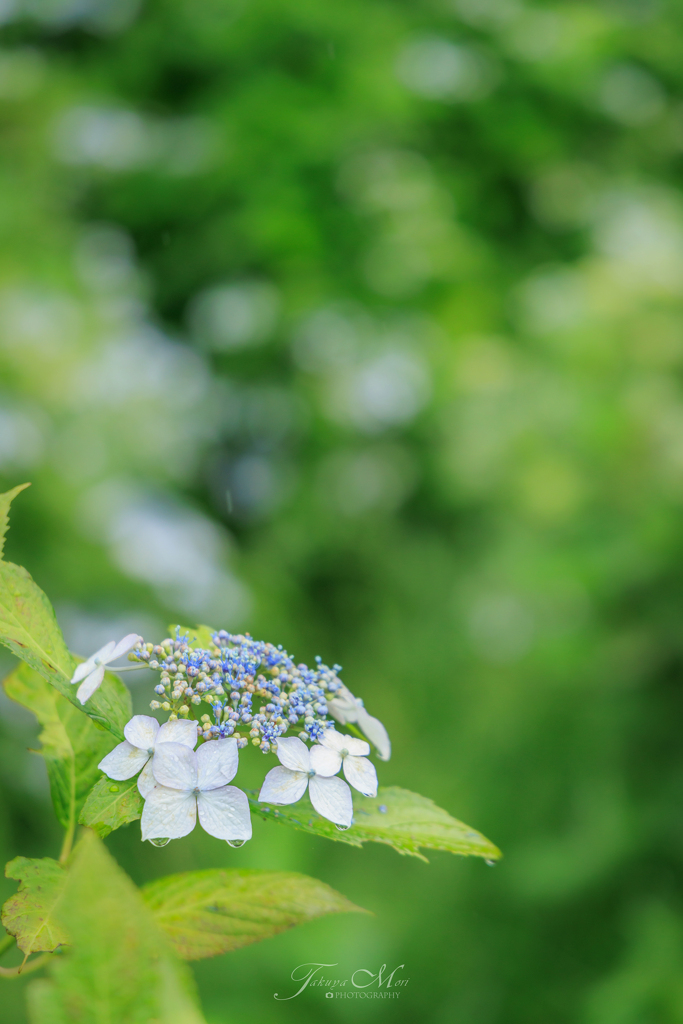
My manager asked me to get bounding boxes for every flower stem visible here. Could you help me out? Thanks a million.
[108,664,149,672]
[0,934,16,960]
[59,820,75,865]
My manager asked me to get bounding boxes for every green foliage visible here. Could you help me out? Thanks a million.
[78,775,144,839]
[0,483,30,559]
[1,857,68,955]
[252,785,501,862]
[142,868,367,960]
[3,663,117,832]
[0,487,131,741]
[26,831,205,1024]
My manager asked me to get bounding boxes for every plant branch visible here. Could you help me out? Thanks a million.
[59,819,75,865]
[0,952,52,979]
[0,934,16,959]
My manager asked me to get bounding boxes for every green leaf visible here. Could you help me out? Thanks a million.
[0,482,30,559]
[251,785,502,863]
[141,868,368,960]
[27,831,206,1024]
[168,623,217,649]
[79,775,144,838]
[1,857,68,954]
[3,663,118,832]
[0,486,131,740]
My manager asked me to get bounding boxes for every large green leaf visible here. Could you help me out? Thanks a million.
[79,775,144,838]
[26,831,205,1024]
[251,785,502,863]
[0,486,131,740]
[3,663,118,832]
[141,868,367,960]
[1,857,68,954]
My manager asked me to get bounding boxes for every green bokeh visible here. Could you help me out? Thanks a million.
[2,0,683,1020]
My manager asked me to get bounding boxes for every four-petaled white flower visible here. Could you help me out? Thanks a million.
[141,738,252,844]
[70,633,142,704]
[98,715,198,797]
[258,736,353,828]
[312,728,378,797]
[327,684,391,761]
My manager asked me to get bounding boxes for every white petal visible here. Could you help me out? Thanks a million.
[141,785,196,841]
[343,754,378,797]
[309,774,353,827]
[326,684,361,724]
[197,786,252,842]
[274,736,310,772]
[309,744,342,777]
[98,741,149,781]
[321,729,369,757]
[124,715,159,751]
[196,738,238,790]
[72,640,116,682]
[156,718,198,750]
[137,759,156,798]
[258,766,309,804]
[108,633,143,662]
[151,742,197,791]
[319,728,346,752]
[356,708,391,761]
[71,657,98,684]
[76,664,105,704]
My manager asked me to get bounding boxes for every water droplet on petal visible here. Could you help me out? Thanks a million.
[109,785,120,793]
[335,823,352,831]
[227,839,246,848]
[149,837,170,847]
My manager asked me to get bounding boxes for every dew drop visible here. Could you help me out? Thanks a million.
[109,785,120,793]
[485,859,496,867]
[227,839,246,848]
[149,837,170,847]
[335,824,352,831]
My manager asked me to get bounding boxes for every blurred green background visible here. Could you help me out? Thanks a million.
[2,0,683,1020]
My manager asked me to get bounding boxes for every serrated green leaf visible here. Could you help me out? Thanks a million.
[0,482,30,559]
[168,623,217,649]
[0,485,131,740]
[79,774,144,838]
[141,868,368,960]
[1,857,68,954]
[251,785,502,862]
[3,662,117,832]
[28,831,205,1024]
[0,561,131,740]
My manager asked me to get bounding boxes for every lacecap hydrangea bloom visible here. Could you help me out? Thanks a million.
[82,628,389,846]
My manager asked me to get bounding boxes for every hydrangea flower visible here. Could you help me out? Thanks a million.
[259,736,353,828]
[141,738,252,845]
[98,714,198,796]
[312,728,378,797]
[327,683,391,761]
[70,633,142,704]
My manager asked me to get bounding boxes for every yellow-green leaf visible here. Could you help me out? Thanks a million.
[141,868,368,960]
[2,857,68,954]
[251,785,502,863]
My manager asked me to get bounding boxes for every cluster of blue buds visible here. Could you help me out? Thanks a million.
[131,629,344,752]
